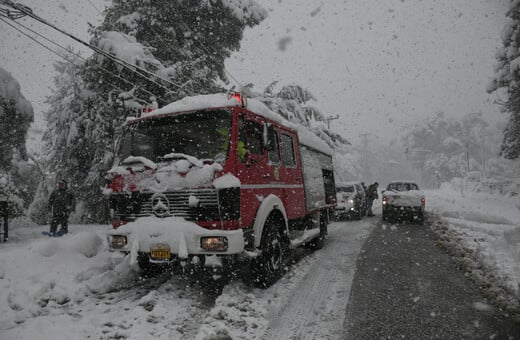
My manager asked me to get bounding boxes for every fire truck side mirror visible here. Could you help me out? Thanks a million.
[263,123,276,151]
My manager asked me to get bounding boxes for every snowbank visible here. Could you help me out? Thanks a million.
[0,224,135,330]
[425,184,520,318]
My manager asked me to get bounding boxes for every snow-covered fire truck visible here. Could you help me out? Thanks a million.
[105,92,336,286]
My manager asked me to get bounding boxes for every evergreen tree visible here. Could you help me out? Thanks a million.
[35,53,113,223]
[0,67,34,217]
[488,1,520,158]
[244,83,350,149]
[402,112,493,184]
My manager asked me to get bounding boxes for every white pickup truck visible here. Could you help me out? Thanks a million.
[381,181,425,224]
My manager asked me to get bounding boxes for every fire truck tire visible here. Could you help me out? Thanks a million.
[252,216,284,288]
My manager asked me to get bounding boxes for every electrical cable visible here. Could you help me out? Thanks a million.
[0,16,163,104]
[7,1,183,92]
[173,17,244,88]
[0,16,78,66]
[85,0,102,16]
[6,17,163,101]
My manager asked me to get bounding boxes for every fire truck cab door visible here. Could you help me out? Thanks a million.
[236,114,272,227]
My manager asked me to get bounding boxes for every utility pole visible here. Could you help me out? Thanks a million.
[360,132,370,182]
[326,115,339,130]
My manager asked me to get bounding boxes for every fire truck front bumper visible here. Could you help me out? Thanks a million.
[106,216,245,263]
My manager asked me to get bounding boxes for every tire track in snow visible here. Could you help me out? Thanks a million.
[66,270,226,340]
[262,220,373,340]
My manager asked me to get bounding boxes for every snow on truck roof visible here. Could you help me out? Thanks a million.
[137,93,333,156]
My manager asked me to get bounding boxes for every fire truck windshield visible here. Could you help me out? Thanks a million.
[116,110,232,164]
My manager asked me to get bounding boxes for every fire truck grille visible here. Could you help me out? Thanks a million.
[111,189,220,221]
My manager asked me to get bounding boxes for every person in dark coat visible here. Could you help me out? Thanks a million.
[48,179,75,236]
[365,182,379,217]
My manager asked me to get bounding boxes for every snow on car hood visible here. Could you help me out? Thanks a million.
[107,154,236,192]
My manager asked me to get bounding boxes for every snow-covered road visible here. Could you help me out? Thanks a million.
[2,184,519,340]
[0,219,373,340]
[261,220,372,340]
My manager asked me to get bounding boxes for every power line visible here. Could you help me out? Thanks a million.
[145,7,244,90]
[85,0,102,16]
[10,17,162,101]
[0,16,163,103]
[4,1,183,93]
[0,16,78,66]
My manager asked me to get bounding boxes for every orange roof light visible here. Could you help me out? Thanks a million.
[228,92,247,107]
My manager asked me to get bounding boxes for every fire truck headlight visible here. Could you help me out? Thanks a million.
[201,237,228,252]
[110,235,128,249]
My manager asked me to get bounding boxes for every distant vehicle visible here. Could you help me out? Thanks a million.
[334,181,366,220]
[104,92,336,287]
[381,181,425,224]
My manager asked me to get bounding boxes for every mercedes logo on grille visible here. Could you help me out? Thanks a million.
[151,193,170,218]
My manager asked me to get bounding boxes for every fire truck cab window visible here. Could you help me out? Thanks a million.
[239,117,263,161]
[117,110,232,163]
[280,133,296,167]
[268,130,281,164]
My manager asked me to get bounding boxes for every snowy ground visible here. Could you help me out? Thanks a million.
[425,185,520,303]
[0,218,372,340]
[1,186,519,339]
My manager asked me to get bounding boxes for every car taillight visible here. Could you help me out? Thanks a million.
[421,197,425,208]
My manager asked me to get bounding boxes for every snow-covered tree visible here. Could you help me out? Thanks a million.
[402,112,494,186]
[244,82,350,148]
[40,1,267,223]
[0,67,35,217]
[30,53,113,223]
[85,0,267,107]
[487,1,520,159]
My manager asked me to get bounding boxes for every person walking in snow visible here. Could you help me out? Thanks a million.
[365,182,379,217]
[48,179,75,236]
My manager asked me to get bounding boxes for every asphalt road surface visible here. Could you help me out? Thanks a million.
[344,219,520,340]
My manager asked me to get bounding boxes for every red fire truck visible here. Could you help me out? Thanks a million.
[105,92,336,286]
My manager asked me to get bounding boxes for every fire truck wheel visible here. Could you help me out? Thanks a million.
[253,217,284,288]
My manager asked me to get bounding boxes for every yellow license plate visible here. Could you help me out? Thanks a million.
[150,244,171,261]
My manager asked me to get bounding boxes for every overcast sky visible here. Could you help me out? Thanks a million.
[0,0,510,148]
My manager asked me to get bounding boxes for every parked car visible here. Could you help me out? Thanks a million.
[334,181,366,220]
[381,181,425,224]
